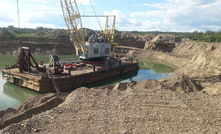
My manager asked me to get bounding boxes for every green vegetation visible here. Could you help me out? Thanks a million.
[1,25,221,43]
[4,25,53,37]
[178,30,221,43]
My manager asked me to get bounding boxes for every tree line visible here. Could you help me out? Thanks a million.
[2,25,221,43]
[178,30,221,43]
[3,25,52,37]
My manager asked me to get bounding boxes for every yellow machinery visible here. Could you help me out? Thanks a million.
[60,0,116,61]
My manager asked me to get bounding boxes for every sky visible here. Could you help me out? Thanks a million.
[0,0,221,32]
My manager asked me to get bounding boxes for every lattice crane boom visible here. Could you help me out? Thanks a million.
[60,0,86,56]
[60,0,116,60]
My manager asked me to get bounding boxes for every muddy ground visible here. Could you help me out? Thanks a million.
[1,34,221,133]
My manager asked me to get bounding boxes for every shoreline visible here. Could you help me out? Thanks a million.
[1,34,221,133]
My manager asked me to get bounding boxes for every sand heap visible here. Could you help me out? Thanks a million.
[0,93,67,130]
[160,73,203,93]
[1,79,221,133]
[1,34,221,133]
[144,34,181,52]
[177,45,221,77]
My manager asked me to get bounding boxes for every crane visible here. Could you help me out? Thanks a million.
[60,0,116,63]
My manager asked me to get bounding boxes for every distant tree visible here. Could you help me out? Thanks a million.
[205,30,215,35]
[7,25,14,30]
[36,27,44,31]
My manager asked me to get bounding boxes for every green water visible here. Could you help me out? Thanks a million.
[0,54,174,110]
[0,76,40,110]
[0,54,77,111]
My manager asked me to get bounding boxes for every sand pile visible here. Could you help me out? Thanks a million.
[0,93,67,130]
[144,34,181,52]
[1,80,221,133]
[161,73,203,93]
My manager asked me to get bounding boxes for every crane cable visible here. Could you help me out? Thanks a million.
[90,0,103,31]
[17,0,20,28]
[16,0,22,48]
[78,1,92,29]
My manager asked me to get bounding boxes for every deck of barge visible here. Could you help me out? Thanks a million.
[2,60,139,92]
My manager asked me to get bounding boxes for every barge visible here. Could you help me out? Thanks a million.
[1,47,139,92]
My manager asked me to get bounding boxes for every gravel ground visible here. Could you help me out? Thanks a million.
[2,35,221,133]
[1,80,221,134]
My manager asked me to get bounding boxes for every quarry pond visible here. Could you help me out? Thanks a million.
[0,54,174,110]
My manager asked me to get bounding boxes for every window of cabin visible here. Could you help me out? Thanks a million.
[105,48,109,54]
[94,48,98,54]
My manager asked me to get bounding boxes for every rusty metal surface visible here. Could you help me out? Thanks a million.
[2,61,139,92]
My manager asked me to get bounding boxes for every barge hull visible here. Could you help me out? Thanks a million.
[2,62,139,92]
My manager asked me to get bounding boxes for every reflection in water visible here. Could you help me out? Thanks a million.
[130,69,173,81]
[86,68,173,88]
[3,82,40,103]
[0,79,40,110]
[137,58,175,73]
[86,70,138,88]
[0,54,76,110]
[0,54,175,110]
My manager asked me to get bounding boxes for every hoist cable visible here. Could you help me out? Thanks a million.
[17,0,20,28]
[78,1,93,29]
[90,0,103,31]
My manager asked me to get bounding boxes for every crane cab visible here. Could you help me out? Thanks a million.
[85,41,111,58]
[79,38,112,64]
[78,33,112,64]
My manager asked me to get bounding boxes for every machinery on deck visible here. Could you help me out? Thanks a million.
[60,0,116,63]
[15,47,63,75]
[16,47,40,73]
[46,55,64,74]
[1,0,139,93]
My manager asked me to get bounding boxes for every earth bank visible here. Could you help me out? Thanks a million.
[1,34,221,133]
[1,81,221,133]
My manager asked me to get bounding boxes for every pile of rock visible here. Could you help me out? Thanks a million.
[144,34,182,52]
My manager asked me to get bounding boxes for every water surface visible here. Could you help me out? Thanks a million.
[0,54,174,110]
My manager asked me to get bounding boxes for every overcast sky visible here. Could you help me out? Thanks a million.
[0,0,221,32]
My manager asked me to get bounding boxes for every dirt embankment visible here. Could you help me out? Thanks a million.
[0,42,76,55]
[0,28,75,55]
[0,29,151,55]
[113,33,221,95]
[115,33,221,76]
[1,80,221,133]
[131,34,221,94]
[0,93,67,130]
[1,33,221,133]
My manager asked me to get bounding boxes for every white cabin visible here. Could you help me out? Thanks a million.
[83,41,111,59]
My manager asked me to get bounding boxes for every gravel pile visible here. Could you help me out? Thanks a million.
[1,80,221,133]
